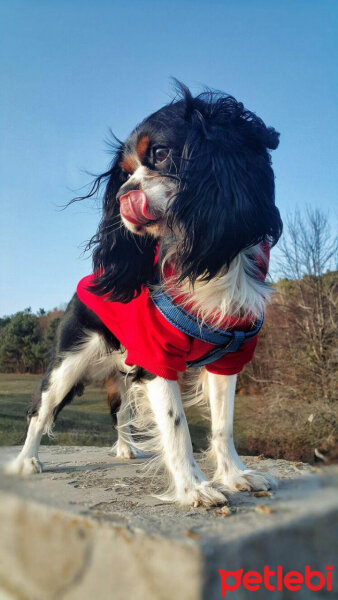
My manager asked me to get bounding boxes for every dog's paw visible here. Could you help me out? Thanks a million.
[216,469,277,493]
[113,441,144,460]
[5,456,43,476]
[178,482,227,508]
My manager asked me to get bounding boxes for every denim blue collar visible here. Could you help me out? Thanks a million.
[150,282,263,368]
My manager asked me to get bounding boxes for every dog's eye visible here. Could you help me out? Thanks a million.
[154,147,169,164]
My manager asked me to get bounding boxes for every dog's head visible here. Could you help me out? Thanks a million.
[86,82,282,301]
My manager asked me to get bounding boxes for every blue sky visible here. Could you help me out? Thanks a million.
[1,0,337,315]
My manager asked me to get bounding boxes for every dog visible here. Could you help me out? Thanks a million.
[6,82,282,507]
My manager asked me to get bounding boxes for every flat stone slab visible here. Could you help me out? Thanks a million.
[0,446,337,599]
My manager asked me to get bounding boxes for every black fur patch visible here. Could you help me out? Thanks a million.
[130,367,157,383]
[30,295,120,419]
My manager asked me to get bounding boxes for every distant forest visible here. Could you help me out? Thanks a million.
[0,307,63,374]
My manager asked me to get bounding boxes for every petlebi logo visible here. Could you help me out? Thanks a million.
[219,565,334,596]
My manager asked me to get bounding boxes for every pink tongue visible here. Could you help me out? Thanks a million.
[119,190,157,225]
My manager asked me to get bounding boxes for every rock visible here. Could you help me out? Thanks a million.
[0,446,337,599]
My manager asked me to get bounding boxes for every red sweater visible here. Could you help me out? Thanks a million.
[76,249,268,381]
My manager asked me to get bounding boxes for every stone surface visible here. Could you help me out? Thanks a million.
[0,446,337,599]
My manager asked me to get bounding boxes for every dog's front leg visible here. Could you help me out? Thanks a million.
[208,372,276,492]
[146,376,226,507]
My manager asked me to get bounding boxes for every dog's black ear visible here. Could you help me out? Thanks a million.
[87,152,157,302]
[168,95,283,282]
[171,78,195,119]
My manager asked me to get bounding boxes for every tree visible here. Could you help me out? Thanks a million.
[239,207,337,461]
[0,310,41,373]
[0,309,62,373]
[277,208,337,403]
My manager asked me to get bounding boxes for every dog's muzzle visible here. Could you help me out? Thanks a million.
[119,190,158,225]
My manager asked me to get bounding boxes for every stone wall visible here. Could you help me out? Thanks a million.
[0,447,337,599]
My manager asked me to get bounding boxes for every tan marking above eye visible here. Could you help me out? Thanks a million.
[121,156,137,174]
[136,136,150,162]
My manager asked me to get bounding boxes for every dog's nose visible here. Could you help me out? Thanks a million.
[119,190,158,225]
[116,183,140,203]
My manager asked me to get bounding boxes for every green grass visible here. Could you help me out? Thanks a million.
[0,373,213,449]
[0,373,317,462]
[0,373,115,446]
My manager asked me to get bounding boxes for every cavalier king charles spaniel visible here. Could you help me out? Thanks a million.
[7,82,282,507]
